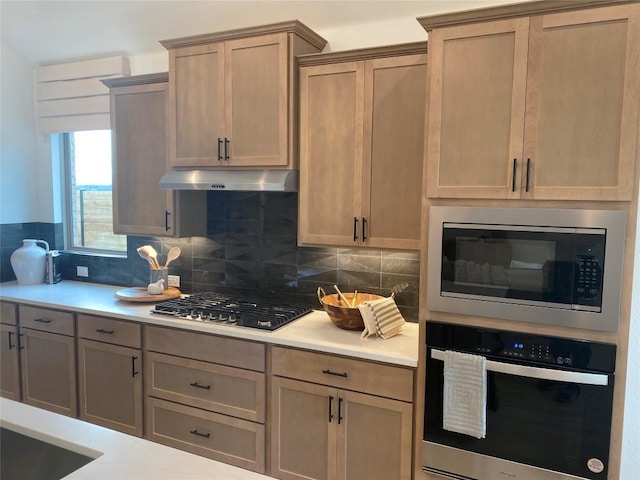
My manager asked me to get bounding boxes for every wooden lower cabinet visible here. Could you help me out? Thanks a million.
[145,396,265,472]
[78,338,143,436]
[270,376,413,480]
[0,323,21,400]
[143,324,267,473]
[271,378,335,479]
[20,328,77,417]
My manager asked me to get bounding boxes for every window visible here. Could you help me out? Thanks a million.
[63,130,126,253]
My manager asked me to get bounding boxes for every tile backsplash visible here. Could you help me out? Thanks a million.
[0,192,419,321]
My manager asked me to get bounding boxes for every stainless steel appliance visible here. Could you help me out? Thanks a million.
[423,321,616,480]
[427,207,626,332]
[150,292,312,330]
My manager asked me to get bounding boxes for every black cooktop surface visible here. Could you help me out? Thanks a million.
[150,292,313,331]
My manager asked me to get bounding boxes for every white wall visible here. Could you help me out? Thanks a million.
[620,222,640,476]
[0,42,40,223]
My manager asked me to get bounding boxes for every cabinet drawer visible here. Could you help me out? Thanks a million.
[1,302,17,325]
[145,351,265,422]
[19,306,74,336]
[77,314,141,348]
[145,325,265,372]
[145,397,265,473]
[271,346,414,402]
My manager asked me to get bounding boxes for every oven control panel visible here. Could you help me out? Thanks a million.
[427,321,616,372]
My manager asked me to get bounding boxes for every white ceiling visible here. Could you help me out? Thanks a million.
[1,0,523,66]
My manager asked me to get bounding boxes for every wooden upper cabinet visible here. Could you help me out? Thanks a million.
[422,2,640,201]
[363,55,427,249]
[104,74,206,237]
[162,22,327,169]
[523,5,640,201]
[169,43,225,166]
[425,19,529,199]
[298,44,427,249]
[226,34,288,166]
[299,61,365,247]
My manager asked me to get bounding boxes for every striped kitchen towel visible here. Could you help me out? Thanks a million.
[443,350,487,439]
[357,296,405,339]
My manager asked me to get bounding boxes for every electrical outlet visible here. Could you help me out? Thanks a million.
[168,275,180,287]
[77,266,89,277]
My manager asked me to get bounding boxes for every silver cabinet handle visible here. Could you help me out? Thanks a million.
[429,348,609,386]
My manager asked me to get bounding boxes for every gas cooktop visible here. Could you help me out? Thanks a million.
[150,292,313,331]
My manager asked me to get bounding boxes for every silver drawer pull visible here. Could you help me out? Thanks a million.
[190,429,210,438]
[322,369,348,378]
[190,382,211,390]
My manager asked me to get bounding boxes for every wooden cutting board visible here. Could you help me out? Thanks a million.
[114,287,181,302]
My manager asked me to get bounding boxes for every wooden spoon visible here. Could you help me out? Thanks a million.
[137,245,159,269]
[164,247,181,268]
[333,285,351,307]
[147,246,160,269]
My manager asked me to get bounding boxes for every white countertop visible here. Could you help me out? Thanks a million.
[0,281,418,367]
[0,398,271,480]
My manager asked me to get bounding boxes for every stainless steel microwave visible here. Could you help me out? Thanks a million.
[427,207,626,332]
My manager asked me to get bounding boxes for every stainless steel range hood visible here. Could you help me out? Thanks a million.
[159,169,298,192]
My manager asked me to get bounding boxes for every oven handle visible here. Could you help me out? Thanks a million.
[430,348,609,386]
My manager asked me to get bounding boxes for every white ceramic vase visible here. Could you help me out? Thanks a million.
[10,239,50,285]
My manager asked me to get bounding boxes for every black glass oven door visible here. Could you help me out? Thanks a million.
[424,352,614,480]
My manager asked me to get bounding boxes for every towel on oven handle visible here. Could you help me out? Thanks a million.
[443,350,487,439]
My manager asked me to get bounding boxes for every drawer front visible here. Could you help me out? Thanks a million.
[77,314,141,348]
[271,346,414,402]
[145,351,265,422]
[145,325,265,372]
[19,306,74,336]
[145,397,265,473]
[1,302,17,326]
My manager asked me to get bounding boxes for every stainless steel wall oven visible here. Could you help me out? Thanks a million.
[427,207,626,332]
[423,321,616,480]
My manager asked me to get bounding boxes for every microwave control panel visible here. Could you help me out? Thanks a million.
[576,255,602,299]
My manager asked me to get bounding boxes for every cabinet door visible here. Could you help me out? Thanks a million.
[522,4,640,201]
[362,54,427,250]
[168,43,225,166]
[426,18,529,198]
[225,33,289,166]
[299,62,364,246]
[270,377,337,480]
[336,390,413,480]
[78,339,143,436]
[111,82,175,236]
[20,329,76,417]
[0,324,20,400]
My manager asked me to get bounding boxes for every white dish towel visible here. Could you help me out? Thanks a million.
[443,350,487,439]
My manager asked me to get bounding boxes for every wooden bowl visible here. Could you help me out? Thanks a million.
[317,288,384,331]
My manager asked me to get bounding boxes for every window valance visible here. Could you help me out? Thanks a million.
[36,55,130,133]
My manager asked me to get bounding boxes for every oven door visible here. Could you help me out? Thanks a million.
[423,348,614,480]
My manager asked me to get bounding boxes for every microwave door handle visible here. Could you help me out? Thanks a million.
[429,348,609,386]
